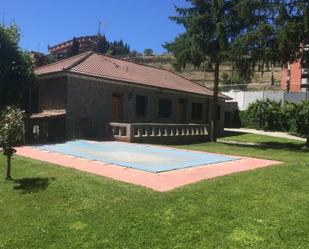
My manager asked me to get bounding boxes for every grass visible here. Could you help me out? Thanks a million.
[1,134,309,249]
[219,132,305,144]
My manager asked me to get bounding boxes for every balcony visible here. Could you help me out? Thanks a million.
[302,68,309,79]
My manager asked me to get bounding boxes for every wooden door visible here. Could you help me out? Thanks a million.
[177,99,187,123]
[112,94,123,122]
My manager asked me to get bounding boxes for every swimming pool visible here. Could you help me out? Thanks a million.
[36,140,239,173]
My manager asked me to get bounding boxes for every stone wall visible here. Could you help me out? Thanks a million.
[38,77,67,111]
[66,74,225,138]
[36,73,225,140]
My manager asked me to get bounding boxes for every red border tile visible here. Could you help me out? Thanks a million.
[16,146,282,192]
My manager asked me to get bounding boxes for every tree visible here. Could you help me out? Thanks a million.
[0,106,24,180]
[106,40,131,56]
[130,50,141,57]
[0,25,36,109]
[273,0,309,91]
[67,37,80,57]
[274,1,309,63]
[31,52,45,67]
[46,53,57,64]
[143,48,154,56]
[96,35,110,54]
[164,0,277,141]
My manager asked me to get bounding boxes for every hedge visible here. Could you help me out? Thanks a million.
[239,99,283,131]
[239,100,309,141]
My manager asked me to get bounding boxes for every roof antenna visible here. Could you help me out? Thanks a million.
[97,20,106,36]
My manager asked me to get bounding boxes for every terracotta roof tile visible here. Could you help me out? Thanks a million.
[35,52,228,98]
[35,52,92,75]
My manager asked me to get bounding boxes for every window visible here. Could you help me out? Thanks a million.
[205,100,209,123]
[224,111,231,126]
[158,98,172,118]
[217,105,221,121]
[191,102,203,120]
[135,95,147,117]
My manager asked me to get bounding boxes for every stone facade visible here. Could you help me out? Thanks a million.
[38,77,67,111]
[36,73,225,140]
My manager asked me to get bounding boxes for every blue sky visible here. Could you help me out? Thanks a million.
[2,0,190,54]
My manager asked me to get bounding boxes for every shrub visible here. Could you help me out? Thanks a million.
[239,100,309,147]
[143,48,154,56]
[280,102,298,134]
[294,101,309,147]
[0,106,24,179]
[240,99,282,131]
[238,111,248,127]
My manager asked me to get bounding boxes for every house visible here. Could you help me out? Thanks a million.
[281,44,309,92]
[26,51,229,143]
[30,51,49,67]
[281,61,309,92]
[48,35,99,59]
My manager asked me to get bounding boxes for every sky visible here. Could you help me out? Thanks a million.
[1,0,190,54]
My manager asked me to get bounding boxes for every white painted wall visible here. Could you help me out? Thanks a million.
[223,90,309,110]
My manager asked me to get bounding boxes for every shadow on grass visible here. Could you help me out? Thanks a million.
[13,177,55,194]
[222,130,246,137]
[219,130,308,152]
[259,142,307,150]
[219,140,308,153]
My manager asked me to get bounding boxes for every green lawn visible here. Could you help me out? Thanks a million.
[218,132,305,145]
[1,134,309,249]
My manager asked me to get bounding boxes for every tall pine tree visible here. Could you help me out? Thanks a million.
[165,0,276,141]
[274,1,309,70]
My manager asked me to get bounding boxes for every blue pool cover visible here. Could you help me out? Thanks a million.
[36,140,239,173]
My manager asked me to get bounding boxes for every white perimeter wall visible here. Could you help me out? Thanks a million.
[223,91,309,111]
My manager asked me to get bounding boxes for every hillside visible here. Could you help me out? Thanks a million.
[124,55,282,91]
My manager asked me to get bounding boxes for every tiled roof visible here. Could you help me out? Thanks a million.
[35,52,228,98]
[35,52,93,75]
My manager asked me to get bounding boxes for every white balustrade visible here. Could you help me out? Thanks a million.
[110,122,209,142]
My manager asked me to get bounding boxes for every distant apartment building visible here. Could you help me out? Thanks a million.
[281,44,309,92]
[48,35,99,59]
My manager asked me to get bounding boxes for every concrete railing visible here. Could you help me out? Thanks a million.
[109,122,209,142]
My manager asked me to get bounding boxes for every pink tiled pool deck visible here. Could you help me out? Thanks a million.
[16,145,282,192]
